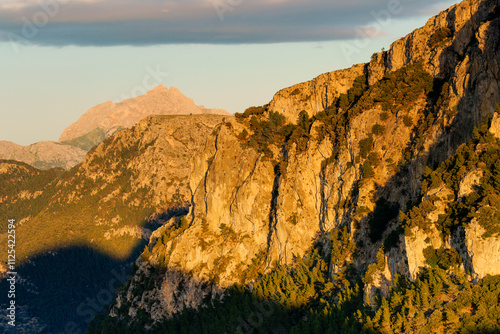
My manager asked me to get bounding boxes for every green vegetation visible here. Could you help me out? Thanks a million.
[90,236,365,334]
[403,115,413,127]
[0,126,190,267]
[246,110,286,158]
[428,27,452,48]
[0,160,63,231]
[235,105,267,120]
[86,109,500,332]
[315,63,433,160]
[400,198,437,235]
[371,124,386,136]
[239,249,269,283]
[85,60,500,333]
[362,161,375,178]
[406,122,500,238]
[338,75,368,111]
[362,151,381,179]
[359,136,374,159]
[423,246,461,270]
[62,127,110,151]
[363,248,386,285]
[235,105,314,159]
[366,268,500,334]
[234,63,433,173]
[350,63,433,115]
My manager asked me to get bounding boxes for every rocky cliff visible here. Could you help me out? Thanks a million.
[103,0,500,328]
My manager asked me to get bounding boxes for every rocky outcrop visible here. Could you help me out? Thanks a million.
[269,64,366,123]
[400,105,500,281]
[465,220,500,279]
[151,0,500,288]
[269,0,500,129]
[491,110,500,137]
[0,140,86,170]
[59,85,231,143]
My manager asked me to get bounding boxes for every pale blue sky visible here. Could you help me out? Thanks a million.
[0,0,459,145]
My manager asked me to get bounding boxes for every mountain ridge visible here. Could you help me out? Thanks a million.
[58,84,231,143]
[269,0,499,125]
[2,0,500,332]
[0,85,230,170]
[0,140,86,170]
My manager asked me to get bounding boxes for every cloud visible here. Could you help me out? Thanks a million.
[0,0,458,47]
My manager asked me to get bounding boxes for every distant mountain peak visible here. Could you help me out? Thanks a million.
[59,86,231,143]
[148,84,169,93]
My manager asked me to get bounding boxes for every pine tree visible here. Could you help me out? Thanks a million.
[393,313,404,334]
[493,159,500,191]
[379,298,393,334]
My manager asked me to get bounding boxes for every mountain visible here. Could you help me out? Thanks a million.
[87,0,500,332]
[1,0,499,333]
[59,85,231,145]
[0,86,230,171]
[0,140,86,170]
[0,114,229,333]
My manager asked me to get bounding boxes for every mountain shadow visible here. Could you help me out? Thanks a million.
[0,204,190,334]
[87,235,372,334]
[0,245,143,334]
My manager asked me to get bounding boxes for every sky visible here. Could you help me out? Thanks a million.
[0,0,460,145]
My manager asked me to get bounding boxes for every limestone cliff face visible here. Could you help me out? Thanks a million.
[402,116,500,281]
[59,85,231,143]
[465,220,500,278]
[269,64,366,123]
[156,0,500,283]
[402,169,500,282]
[0,140,86,170]
[77,114,227,209]
[403,186,454,280]
[108,0,500,325]
[149,98,430,287]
